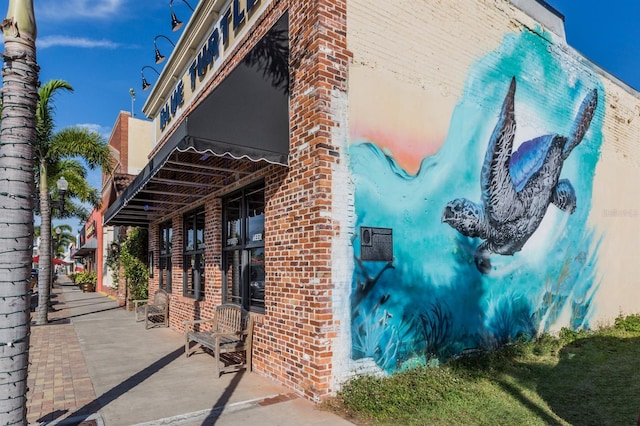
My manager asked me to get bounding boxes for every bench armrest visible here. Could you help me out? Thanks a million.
[183,318,215,331]
[211,331,245,340]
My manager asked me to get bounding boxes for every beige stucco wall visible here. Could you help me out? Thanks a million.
[591,79,640,319]
[127,117,153,175]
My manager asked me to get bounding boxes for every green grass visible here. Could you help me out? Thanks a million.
[328,314,640,425]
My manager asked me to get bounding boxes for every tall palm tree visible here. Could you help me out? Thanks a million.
[0,1,38,423]
[34,80,112,325]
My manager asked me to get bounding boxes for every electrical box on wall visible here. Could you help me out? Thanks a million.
[360,227,393,261]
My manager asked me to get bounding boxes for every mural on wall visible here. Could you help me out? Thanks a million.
[442,78,598,274]
[349,27,605,373]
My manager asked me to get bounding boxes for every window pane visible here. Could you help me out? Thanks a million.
[224,250,242,304]
[196,211,205,251]
[246,188,265,245]
[184,254,194,295]
[249,247,265,309]
[159,256,172,292]
[161,224,172,255]
[225,196,242,247]
[186,218,195,252]
[196,253,205,297]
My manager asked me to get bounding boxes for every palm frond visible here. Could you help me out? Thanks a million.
[49,126,113,173]
[36,80,73,159]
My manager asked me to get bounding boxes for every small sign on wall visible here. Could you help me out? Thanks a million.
[360,227,393,261]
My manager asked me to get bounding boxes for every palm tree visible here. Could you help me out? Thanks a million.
[51,224,75,260]
[0,1,38,423]
[34,80,113,325]
[35,224,75,259]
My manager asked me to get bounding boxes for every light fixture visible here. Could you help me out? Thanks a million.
[51,176,68,214]
[154,35,176,65]
[56,176,68,195]
[141,65,160,91]
[110,241,120,255]
[170,0,194,32]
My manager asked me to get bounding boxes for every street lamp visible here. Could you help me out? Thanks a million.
[141,66,161,91]
[110,241,120,256]
[51,177,68,213]
[170,0,194,32]
[154,35,176,65]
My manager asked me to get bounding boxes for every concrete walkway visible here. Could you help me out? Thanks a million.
[27,276,353,426]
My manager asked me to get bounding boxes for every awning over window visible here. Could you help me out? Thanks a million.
[73,238,98,258]
[104,14,289,227]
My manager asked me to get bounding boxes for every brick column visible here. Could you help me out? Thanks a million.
[257,0,351,402]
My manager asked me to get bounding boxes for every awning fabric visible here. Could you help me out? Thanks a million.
[73,239,98,257]
[104,14,289,228]
[32,255,72,265]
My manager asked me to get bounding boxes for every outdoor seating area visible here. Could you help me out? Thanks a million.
[133,289,170,329]
[184,304,254,378]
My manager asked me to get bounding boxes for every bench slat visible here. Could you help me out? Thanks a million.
[184,304,253,378]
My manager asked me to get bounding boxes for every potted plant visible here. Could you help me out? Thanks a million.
[76,271,97,292]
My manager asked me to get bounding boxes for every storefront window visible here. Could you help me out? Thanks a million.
[222,183,265,311]
[159,221,172,292]
[184,209,205,298]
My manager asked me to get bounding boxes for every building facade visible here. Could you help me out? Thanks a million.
[105,0,640,401]
[96,112,152,299]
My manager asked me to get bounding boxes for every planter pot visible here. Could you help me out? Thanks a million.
[80,282,96,292]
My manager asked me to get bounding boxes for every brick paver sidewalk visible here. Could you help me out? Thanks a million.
[27,279,100,424]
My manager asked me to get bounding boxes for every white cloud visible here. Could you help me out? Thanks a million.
[37,36,119,49]
[76,123,112,139]
[38,0,124,20]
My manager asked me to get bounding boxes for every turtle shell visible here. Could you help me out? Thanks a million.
[509,134,555,192]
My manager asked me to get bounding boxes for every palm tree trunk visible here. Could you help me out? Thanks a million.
[0,1,38,424]
[36,161,51,325]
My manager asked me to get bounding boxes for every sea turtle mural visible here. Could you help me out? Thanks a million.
[442,77,598,274]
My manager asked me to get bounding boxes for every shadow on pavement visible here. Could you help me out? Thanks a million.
[64,346,185,423]
[202,370,244,424]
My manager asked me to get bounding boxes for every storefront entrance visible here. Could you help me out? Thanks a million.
[222,182,265,312]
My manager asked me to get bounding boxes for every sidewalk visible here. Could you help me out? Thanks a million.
[27,276,353,426]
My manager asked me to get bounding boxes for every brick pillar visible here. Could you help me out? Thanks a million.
[257,0,351,402]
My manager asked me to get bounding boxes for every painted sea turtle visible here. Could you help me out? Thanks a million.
[442,77,598,274]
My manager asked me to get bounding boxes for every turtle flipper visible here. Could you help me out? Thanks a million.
[475,242,492,274]
[552,179,576,214]
[564,89,598,159]
[481,78,518,224]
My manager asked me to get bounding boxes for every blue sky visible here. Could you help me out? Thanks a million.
[545,0,640,91]
[3,0,190,230]
[33,0,187,197]
[3,0,639,233]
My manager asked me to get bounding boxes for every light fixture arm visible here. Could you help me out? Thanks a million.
[154,34,176,64]
[141,65,161,91]
[170,0,194,12]
[169,0,195,32]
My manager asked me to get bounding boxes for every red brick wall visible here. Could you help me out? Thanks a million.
[252,0,350,401]
[145,0,351,402]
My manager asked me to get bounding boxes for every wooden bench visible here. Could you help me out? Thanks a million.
[133,289,170,329]
[183,304,254,378]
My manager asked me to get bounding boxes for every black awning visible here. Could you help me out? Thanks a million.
[104,14,289,227]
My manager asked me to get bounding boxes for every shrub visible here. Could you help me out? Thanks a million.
[120,228,149,301]
[74,271,97,284]
[614,313,640,333]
